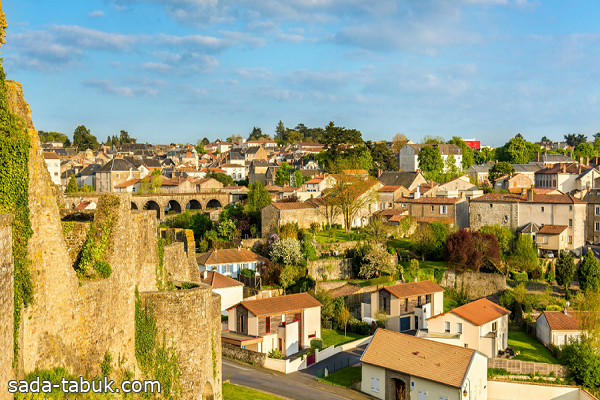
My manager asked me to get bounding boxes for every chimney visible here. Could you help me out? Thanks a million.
[378,169,383,177]
[580,156,584,165]
[562,163,566,173]
[587,156,590,165]
[202,270,208,279]
[536,151,540,162]
[415,184,421,199]
[527,187,533,202]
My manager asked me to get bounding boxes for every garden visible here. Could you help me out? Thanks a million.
[318,365,362,388]
[507,330,559,364]
[321,328,367,348]
[223,383,284,400]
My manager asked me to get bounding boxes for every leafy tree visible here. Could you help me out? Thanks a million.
[575,142,595,160]
[275,162,291,186]
[205,171,234,187]
[368,141,398,175]
[579,251,600,291]
[479,224,514,252]
[119,130,136,144]
[422,135,445,144]
[474,147,495,164]
[321,121,364,164]
[195,141,207,154]
[564,133,587,148]
[295,123,324,143]
[189,213,213,240]
[496,136,530,164]
[559,339,600,389]
[448,136,475,169]
[65,174,78,193]
[336,145,373,173]
[507,235,537,273]
[111,135,120,148]
[64,137,72,147]
[391,133,408,153]
[555,250,576,290]
[444,154,459,177]
[258,260,282,286]
[105,135,111,146]
[359,244,396,279]
[227,134,243,143]
[292,170,304,187]
[412,222,452,261]
[327,175,379,233]
[445,229,501,272]
[82,184,94,192]
[201,137,210,145]
[540,136,552,147]
[219,203,244,223]
[313,288,335,322]
[488,161,515,181]
[417,146,444,176]
[247,181,272,211]
[337,307,351,337]
[286,129,304,144]
[73,125,99,151]
[593,133,600,153]
[275,120,286,143]
[217,219,237,240]
[279,265,298,294]
[301,234,318,261]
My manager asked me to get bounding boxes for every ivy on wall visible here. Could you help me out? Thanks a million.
[61,221,75,236]
[134,288,181,399]
[0,61,33,367]
[155,237,175,291]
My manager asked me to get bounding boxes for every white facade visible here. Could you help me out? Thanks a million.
[213,285,243,316]
[44,156,61,186]
[220,163,246,181]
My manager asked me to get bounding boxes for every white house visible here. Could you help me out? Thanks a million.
[361,328,488,400]
[427,298,510,358]
[43,152,61,186]
[200,271,243,316]
[536,310,583,346]
[196,248,268,278]
[220,163,246,181]
[303,174,336,194]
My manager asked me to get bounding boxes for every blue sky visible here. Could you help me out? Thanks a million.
[3,0,600,146]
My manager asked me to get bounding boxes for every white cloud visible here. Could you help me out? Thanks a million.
[141,61,173,74]
[88,10,106,18]
[51,25,141,51]
[83,78,159,97]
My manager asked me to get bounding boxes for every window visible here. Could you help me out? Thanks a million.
[504,215,508,223]
[440,205,447,214]
[596,206,599,216]
[478,214,481,221]
[404,298,408,312]
[569,205,573,211]
[54,172,58,176]
[595,222,599,232]
[464,344,469,348]
[371,377,379,393]
[266,317,271,334]
[568,235,573,244]
[569,219,572,227]
[457,323,463,334]
[294,313,301,321]
[492,321,498,331]
[426,294,431,304]
[541,207,545,212]
[430,206,434,212]
[116,173,120,178]
[223,265,231,274]
[445,322,450,332]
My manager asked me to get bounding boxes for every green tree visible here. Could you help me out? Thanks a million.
[64,137,71,147]
[201,137,210,145]
[190,213,213,240]
[275,120,286,143]
[205,171,234,187]
[444,154,459,177]
[368,141,398,174]
[564,133,587,148]
[479,224,514,252]
[417,146,444,176]
[593,133,600,154]
[391,133,408,153]
[321,121,364,164]
[448,136,475,169]
[247,181,272,211]
[195,140,207,154]
[65,174,78,193]
[555,250,576,290]
[292,170,304,187]
[507,235,537,273]
[217,219,237,240]
[575,142,595,160]
[496,136,530,164]
[337,307,351,337]
[559,339,600,389]
[119,130,136,144]
[275,162,290,186]
[488,161,515,181]
[579,251,600,291]
[422,135,445,144]
[286,129,304,144]
[73,125,99,151]
[359,244,396,279]
[227,134,243,143]
[280,265,298,294]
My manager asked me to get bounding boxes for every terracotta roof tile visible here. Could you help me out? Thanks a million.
[388,215,408,222]
[114,178,140,188]
[270,202,317,211]
[328,284,361,298]
[538,225,568,235]
[361,329,476,388]
[538,311,581,331]
[398,197,464,204]
[428,298,510,326]
[74,201,94,210]
[200,271,243,289]
[342,169,368,175]
[43,152,59,159]
[471,193,585,204]
[240,293,322,316]
[382,280,444,299]
[196,248,268,265]
[378,185,406,192]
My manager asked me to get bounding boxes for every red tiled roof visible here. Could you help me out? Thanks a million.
[417,217,455,224]
[74,201,94,210]
[200,271,243,289]
[538,311,580,331]
[239,293,322,316]
[382,280,444,299]
[196,248,268,265]
[428,298,510,326]
[342,169,368,175]
[471,193,585,204]
[114,178,140,188]
[378,185,406,192]
[43,152,59,159]
[270,202,316,211]
[398,197,464,204]
[538,225,568,235]
[389,215,408,222]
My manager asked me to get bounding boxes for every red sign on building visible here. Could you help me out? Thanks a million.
[464,140,481,150]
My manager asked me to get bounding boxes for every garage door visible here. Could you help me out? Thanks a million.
[400,316,411,331]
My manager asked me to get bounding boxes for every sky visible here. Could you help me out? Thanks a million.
[3,0,600,147]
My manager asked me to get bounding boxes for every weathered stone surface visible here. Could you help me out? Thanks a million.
[307,258,354,281]
[440,270,506,300]
[0,214,14,400]
[223,343,266,367]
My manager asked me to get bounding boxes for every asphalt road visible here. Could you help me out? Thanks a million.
[222,358,371,400]
[295,345,366,378]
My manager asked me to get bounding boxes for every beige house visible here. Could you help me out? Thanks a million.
[361,281,444,332]
[398,143,463,173]
[470,190,587,255]
[245,146,268,162]
[493,173,533,192]
[397,196,470,229]
[96,158,143,193]
[249,160,278,185]
[583,188,600,244]
[303,174,336,195]
[378,186,409,211]
[225,293,322,356]
[427,298,510,358]
[200,271,243,316]
[378,171,428,192]
[534,162,594,193]
[536,310,582,346]
[220,162,246,181]
[361,329,488,400]
[196,248,268,278]
[195,177,224,191]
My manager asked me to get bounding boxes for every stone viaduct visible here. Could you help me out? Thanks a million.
[66,191,231,220]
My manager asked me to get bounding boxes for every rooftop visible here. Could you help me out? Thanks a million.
[200,271,243,289]
[238,292,322,317]
[538,311,580,331]
[382,280,444,299]
[538,225,568,235]
[428,298,510,326]
[196,248,268,265]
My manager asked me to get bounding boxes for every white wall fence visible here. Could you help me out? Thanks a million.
[488,380,597,400]
[263,335,373,374]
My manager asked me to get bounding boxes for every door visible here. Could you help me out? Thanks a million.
[400,316,411,332]
[395,379,406,400]
[414,316,419,330]
[418,390,427,400]
[278,338,283,351]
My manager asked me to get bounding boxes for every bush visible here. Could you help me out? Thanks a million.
[530,264,544,280]
[268,349,283,359]
[348,318,370,335]
[240,268,255,277]
[310,338,324,350]
[523,302,533,313]
[387,245,396,255]
[310,222,320,233]
[546,305,562,311]
[197,240,209,253]
[433,268,445,283]
[181,282,199,289]
[95,260,112,278]
[499,291,515,311]
[546,266,555,283]
[512,271,528,281]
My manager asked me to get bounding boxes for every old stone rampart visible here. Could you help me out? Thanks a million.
[307,258,355,281]
[0,215,14,400]
[440,270,507,300]
[61,222,91,266]
[223,343,266,367]
[140,286,222,400]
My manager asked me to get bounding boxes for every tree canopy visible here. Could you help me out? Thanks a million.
[417,145,444,176]
[555,250,576,289]
[579,251,600,292]
[73,125,99,151]
[247,181,272,211]
[488,161,516,181]
[564,133,587,148]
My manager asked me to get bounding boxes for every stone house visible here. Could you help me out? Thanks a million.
[196,248,268,278]
[245,146,268,162]
[361,329,488,400]
[377,171,427,192]
[225,293,322,356]
[96,158,142,193]
[200,271,243,316]
[249,160,278,185]
[470,190,587,255]
[467,164,492,184]
[536,310,583,346]
[43,152,61,186]
[398,143,463,173]
[361,281,445,332]
[583,188,600,244]
[396,196,470,229]
[220,162,246,181]
[261,202,322,237]
[493,173,532,192]
[427,298,510,358]
[377,186,409,211]
[195,177,224,191]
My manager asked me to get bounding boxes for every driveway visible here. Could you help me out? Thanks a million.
[222,357,372,400]
[293,345,367,378]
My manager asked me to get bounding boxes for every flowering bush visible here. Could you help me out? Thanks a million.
[270,237,303,265]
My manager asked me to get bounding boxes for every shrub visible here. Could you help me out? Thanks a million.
[546,266,555,283]
[197,240,209,253]
[348,319,370,335]
[310,338,324,351]
[387,245,396,255]
[546,305,562,311]
[270,238,303,265]
[310,222,320,233]
[181,282,199,289]
[95,260,112,279]
[433,268,445,283]
[240,268,255,277]
[512,271,528,281]
[499,291,515,311]
[523,302,533,313]
[268,349,283,359]
[257,261,282,286]
[301,234,318,261]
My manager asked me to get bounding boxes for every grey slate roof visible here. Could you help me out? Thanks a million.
[513,164,541,173]
[246,146,262,154]
[78,164,101,177]
[542,154,575,163]
[467,165,492,173]
[96,158,137,173]
[378,171,422,187]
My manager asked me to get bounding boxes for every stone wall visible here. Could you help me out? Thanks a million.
[140,286,222,400]
[222,343,266,367]
[470,201,519,231]
[0,215,14,400]
[440,270,507,300]
[316,241,360,256]
[62,222,91,266]
[160,228,200,283]
[307,258,355,281]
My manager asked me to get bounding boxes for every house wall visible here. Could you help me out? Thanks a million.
[469,201,519,231]
[552,329,582,346]
[398,145,417,172]
[487,381,582,400]
[465,352,489,400]
[586,203,600,243]
[303,306,321,348]
[504,174,532,190]
[361,363,386,400]
[535,314,551,346]
[410,376,461,400]
[432,291,444,317]
[248,312,258,336]
[428,314,475,349]
[214,286,243,314]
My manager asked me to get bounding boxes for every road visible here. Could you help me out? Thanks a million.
[222,357,372,400]
[294,345,367,378]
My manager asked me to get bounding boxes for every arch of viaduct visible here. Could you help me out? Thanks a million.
[65,191,231,220]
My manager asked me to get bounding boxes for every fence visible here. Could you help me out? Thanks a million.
[238,274,261,290]
[487,358,570,378]
[316,357,351,379]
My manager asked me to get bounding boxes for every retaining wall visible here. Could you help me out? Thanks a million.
[487,358,569,378]
[0,215,14,400]
[440,270,506,300]
[222,343,265,367]
[307,258,354,281]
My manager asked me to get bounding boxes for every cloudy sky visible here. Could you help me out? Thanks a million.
[3,0,600,146]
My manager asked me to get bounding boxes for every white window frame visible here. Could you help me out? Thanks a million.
[223,264,232,274]
[440,205,447,215]
[445,321,450,332]
[457,323,462,334]
[371,377,379,393]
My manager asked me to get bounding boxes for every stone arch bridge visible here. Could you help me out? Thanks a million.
[65,191,231,220]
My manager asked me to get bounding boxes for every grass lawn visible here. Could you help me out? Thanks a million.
[223,383,285,400]
[315,228,372,243]
[319,366,362,388]
[508,330,560,364]
[321,329,367,348]
[387,238,413,250]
